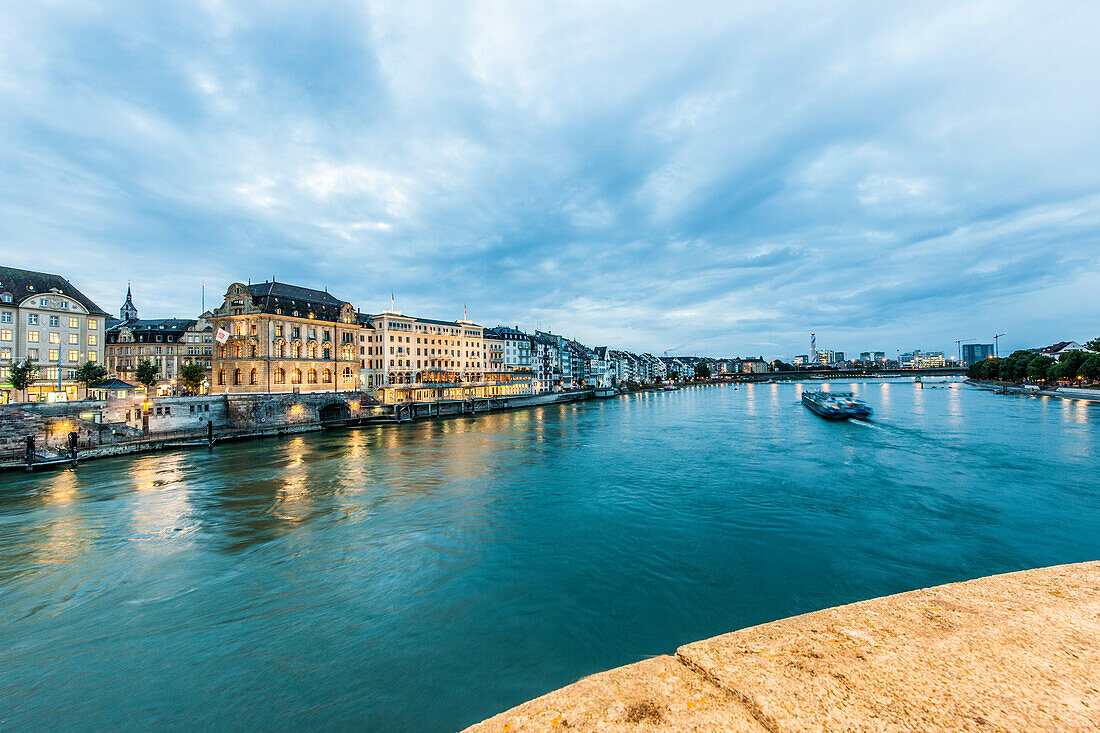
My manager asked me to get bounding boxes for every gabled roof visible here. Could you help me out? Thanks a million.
[0,265,109,316]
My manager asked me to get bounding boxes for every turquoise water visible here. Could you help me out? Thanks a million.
[1,382,1097,730]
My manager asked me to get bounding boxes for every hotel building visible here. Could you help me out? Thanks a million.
[208,281,360,394]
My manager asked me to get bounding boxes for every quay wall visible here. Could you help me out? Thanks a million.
[1,390,591,468]
[465,561,1100,732]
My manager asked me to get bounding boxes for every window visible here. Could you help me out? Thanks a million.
[69,317,78,328]
[39,298,48,307]
[0,312,9,323]
[249,368,258,385]
[28,348,38,360]
[0,329,10,341]
[218,370,226,385]
[89,319,97,330]
[49,316,59,327]
[68,350,78,362]
[49,349,59,361]
[322,368,332,383]
[307,369,317,384]
[291,369,302,384]
[0,294,10,302]
[274,368,286,384]
[28,314,38,325]
[234,369,242,385]
[69,333,78,344]
[48,332,59,344]
[0,347,8,359]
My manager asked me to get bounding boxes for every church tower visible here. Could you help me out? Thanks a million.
[120,284,138,322]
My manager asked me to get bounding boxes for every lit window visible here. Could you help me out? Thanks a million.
[69,317,78,328]
[49,332,60,344]
[68,350,79,362]
[27,330,39,342]
[88,319,98,330]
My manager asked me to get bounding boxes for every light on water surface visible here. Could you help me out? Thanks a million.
[1,382,1097,731]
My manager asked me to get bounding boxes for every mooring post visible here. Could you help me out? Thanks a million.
[207,420,214,448]
[25,435,35,472]
[69,431,78,467]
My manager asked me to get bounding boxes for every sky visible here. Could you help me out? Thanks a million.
[1,1,1098,359]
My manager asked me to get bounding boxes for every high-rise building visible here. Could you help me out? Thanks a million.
[962,343,994,365]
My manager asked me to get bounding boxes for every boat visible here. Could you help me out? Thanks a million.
[661,384,680,391]
[802,391,873,421]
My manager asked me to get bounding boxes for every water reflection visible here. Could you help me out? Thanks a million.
[1,383,1097,731]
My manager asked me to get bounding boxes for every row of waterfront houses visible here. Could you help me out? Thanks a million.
[2,267,760,405]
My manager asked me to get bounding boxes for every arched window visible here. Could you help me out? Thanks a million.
[249,344,257,358]
[322,368,332,383]
[323,346,331,359]
[292,369,302,384]
[292,343,301,358]
[234,343,242,358]
[249,368,258,385]
[275,342,285,358]
[218,345,226,359]
[308,343,317,359]
[274,368,286,385]
[233,368,242,385]
[342,366,353,382]
[307,369,317,384]
[217,370,225,385]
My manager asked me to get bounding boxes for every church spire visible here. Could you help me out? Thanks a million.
[120,283,138,321]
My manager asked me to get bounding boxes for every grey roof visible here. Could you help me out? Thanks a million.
[243,281,350,321]
[93,377,140,390]
[0,265,109,316]
[106,318,199,343]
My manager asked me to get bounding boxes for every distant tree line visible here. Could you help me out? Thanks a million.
[968,341,1100,384]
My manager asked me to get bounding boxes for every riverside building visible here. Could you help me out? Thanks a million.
[0,265,109,403]
[105,288,213,394]
[358,310,532,403]
[208,281,360,394]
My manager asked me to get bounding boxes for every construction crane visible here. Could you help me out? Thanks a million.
[954,337,978,364]
[993,332,1006,358]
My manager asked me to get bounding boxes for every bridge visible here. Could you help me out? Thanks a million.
[715,367,967,382]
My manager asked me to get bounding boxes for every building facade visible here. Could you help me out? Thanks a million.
[0,266,108,403]
[962,343,994,365]
[105,288,213,395]
[209,281,360,394]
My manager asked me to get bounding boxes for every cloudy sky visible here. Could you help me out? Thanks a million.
[2,1,1098,358]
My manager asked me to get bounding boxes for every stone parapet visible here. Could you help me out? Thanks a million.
[465,562,1100,732]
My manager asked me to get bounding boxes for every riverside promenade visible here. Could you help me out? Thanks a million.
[465,562,1100,731]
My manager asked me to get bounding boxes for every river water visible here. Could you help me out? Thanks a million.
[1,382,1097,730]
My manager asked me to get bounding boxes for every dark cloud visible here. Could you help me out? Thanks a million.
[1,1,1098,357]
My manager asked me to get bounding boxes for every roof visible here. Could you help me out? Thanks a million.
[106,318,199,342]
[93,377,140,391]
[240,281,351,321]
[0,265,109,316]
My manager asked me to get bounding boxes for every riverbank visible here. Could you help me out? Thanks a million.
[0,389,595,472]
[465,561,1100,732]
[968,380,1100,402]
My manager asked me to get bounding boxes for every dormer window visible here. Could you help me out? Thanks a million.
[1,294,10,303]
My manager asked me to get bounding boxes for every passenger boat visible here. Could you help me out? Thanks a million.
[801,391,873,420]
[661,384,680,391]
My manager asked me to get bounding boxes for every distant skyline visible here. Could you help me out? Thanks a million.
[2,2,1098,359]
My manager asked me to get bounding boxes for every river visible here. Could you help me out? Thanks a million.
[1,382,1097,730]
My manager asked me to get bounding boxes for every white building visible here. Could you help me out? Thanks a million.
[0,266,109,403]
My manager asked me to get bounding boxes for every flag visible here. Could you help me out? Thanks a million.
[215,328,229,344]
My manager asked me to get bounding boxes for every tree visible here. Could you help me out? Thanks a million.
[1080,354,1100,382]
[179,362,206,394]
[1085,336,1100,352]
[1054,350,1089,384]
[1026,356,1054,383]
[694,361,712,379]
[7,358,38,402]
[134,359,160,391]
[74,361,107,396]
